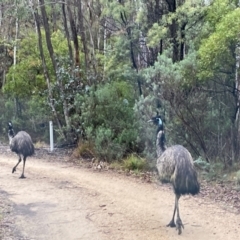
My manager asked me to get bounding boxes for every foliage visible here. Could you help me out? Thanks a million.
[198,0,240,79]
[138,47,237,163]
[123,154,148,171]
[147,0,205,48]
[74,81,139,161]
[195,156,225,181]
[103,36,135,81]
[205,0,237,30]
[4,30,69,97]
[194,156,211,172]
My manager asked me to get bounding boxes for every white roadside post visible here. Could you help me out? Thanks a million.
[49,121,54,152]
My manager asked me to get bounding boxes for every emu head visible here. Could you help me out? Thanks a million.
[8,122,15,141]
[148,113,164,132]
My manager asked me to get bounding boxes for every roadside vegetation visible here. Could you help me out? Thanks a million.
[1,0,240,186]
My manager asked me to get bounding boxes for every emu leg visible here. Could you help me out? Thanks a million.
[175,194,184,235]
[167,195,177,228]
[12,155,22,174]
[20,157,26,179]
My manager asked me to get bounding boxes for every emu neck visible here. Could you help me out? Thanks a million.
[156,130,166,158]
[8,134,13,145]
[8,129,15,145]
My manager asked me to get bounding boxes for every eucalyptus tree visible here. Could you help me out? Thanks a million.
[139,0,240,163]
[198,0,240,163]
[99,0,146,95]
[0,0,36,118]
[96,0,220,161]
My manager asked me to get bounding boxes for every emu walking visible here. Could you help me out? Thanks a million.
[8,122,34,178]
[149,115,200,235]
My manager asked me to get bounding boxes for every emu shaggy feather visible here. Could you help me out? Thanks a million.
[8,122,34,179]
[157,145,199,196]
[10,131,34,157]
[149,116,200,235]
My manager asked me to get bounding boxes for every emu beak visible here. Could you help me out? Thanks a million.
[147,119,153,123]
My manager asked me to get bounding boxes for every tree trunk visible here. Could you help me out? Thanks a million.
[232,44,240,163]
[39,0,71,133]
[77,0,88,70]
[62,0,73,63]
[31,0,65,139]
[39,0,57,73]
[180,22,187,60]
[166,0,180,62]
[66,1,80,69]
[51,0,57,32]
[13,0,19,117]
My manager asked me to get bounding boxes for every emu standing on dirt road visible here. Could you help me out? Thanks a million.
[148,115,200,235]
[8,122,34,178]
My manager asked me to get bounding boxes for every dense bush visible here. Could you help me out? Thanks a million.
[74,81,140,161]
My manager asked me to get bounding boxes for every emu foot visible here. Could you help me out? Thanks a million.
[19,174,26,179]
[176,218,184,235]
[12,167,16,174]
[167,219,176,228]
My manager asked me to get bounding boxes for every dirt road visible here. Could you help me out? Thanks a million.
[0,149,240,240]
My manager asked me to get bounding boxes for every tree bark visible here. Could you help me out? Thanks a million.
[62,0,73,63]
[232,45,240,163]
[39,0,57,73]
[77,0,88,70]
[66,0,80,69]
[39,0,71,133]
[30,0,65,138]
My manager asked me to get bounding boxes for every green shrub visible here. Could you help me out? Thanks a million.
[195,157,226,181]
[123,154,148,171]
[74,81,140,161]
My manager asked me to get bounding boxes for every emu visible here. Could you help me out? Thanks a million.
[149,115,200,235]
[8,122,35,178]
